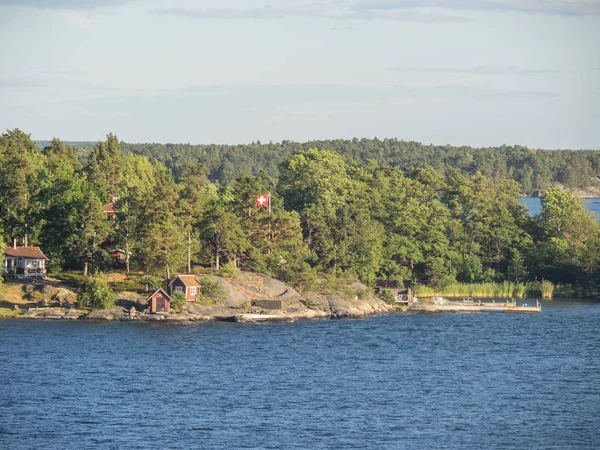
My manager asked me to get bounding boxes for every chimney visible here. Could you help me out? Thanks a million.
[13,238,16,249]
[24,234,28,247]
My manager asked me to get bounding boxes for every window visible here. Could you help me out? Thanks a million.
[190,287,197,296]
[175,286,183,294]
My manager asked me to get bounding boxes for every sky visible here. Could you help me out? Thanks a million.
[0,0,598,149]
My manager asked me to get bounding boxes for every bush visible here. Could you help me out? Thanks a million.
[140,275,164,291]
[379,288,396,304]
[199,276,226,302]
[170,292,187,310]
[78,274,118,309]
[220,261,240,278]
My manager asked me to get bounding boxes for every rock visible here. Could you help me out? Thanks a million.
[23,284,35,293]
[52,288,77,305]
[13,305,19,311]
[39,298,49,307]
[129,307,136,317]
[41,284,58,296]
[83,307,128,321]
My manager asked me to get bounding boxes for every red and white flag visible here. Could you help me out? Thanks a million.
[255,193,269,208]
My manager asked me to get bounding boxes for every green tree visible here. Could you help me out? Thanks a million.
[72,192,110,276]
[177,162,215,272]
[87,133,123,199]
[0,129,44,242]
[77,274,118,309]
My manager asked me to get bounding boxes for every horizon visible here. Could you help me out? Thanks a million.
[1,0,599,149]
[31,135,600,152]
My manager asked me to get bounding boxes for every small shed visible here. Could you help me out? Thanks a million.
[168,275,201,301]
[147,288,172,314]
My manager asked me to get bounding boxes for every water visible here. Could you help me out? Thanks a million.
[520,197,600,218]
[1,300,599,449]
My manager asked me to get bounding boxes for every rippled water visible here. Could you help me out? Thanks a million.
[1,299,599,449]
[520,197,600,219]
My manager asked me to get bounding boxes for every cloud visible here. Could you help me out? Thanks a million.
[353,0,600,16]
[156,5,469,23]
[175,84,559,103]
[390,65,560,76]
[0,0,136,10]
[0,74,115,91]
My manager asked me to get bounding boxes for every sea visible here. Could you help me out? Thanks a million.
[519,197,600,218]
[1,299,599,449]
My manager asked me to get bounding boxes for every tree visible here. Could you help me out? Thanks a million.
[77,274,118,309]
[87,133,123,199]
[0,129,44,242]
[143,216,187,279]
[177,162,214,272]
[201,205,250,270]
[72,192,110,276]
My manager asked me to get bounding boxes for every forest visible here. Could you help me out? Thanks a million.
[35,137,600,196]
[3,129,600,297]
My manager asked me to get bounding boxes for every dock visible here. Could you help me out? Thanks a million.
[410,298,541,313]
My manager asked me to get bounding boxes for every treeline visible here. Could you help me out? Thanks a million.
[36,139,600,195]
[119,139,600,195]
[3,129,600,295]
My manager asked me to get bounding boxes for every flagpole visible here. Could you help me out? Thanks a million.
[268,192,272,243]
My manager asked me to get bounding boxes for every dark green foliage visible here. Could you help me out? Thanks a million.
[118,139,600,196]
[198,276,226,302]
[379,289,396,305]
[77,274,118,309]
[170,292,187,310]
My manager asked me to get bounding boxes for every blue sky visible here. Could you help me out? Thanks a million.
[0,0,598,148]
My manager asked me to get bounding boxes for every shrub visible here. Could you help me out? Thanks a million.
[78,274,118,309]
[199,276,226,302]
[379,288,396,304]
[197,295,215,306]
[139,275,164,291]
[220,261,240,278]
[356,287,368,300]
[170,292,187,311]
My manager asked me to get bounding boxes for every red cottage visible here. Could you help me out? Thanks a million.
[2,241,48,279]
[147,288,172,313]
[168,275,200,301]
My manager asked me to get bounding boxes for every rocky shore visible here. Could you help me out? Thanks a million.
[4,272,393,323]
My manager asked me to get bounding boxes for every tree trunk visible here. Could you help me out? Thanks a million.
[83,261,88,277]
[166,263,170,281]
[187,231,192,273]
[126,242,130,274]
[215,249,220,270]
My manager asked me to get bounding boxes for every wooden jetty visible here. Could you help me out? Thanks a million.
[410,298,541,313]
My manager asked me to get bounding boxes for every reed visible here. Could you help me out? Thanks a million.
[538,279,554,298]
[419,282,530,298]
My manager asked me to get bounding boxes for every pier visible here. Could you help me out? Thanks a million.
[410,298,541,313]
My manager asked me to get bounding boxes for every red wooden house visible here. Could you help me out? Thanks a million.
[103,202,117,219]
[146,288,171,313]
[103,196,119,220]
[168,275,201,301]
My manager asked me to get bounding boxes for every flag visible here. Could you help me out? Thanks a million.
[256,193,269,208]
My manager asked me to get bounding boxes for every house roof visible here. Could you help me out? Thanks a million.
[146,288,172,303]
[169,275,200,288]
[103,202,116,213]
[4,246,48,260]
